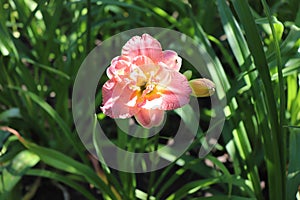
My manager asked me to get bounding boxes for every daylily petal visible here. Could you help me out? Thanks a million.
[189,78,215,97]
[132,55,154,66]
[101,79,115,104]
[137,96,162,109]
[162,50,182,71]
[132,55,160,78]
[154,63,192,110]
[107,58,131,80]
[101,80,138,118]
[134,108,164,128]
[138,63,191,110]
[111,55,131,64]
[122,34,163,62]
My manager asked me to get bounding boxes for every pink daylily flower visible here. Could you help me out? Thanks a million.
[101,34,192,128]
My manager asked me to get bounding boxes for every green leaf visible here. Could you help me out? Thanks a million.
[0,130,11,149]
[21,140,119,200]
[0,150,40,198]
[26,169,97,200]
[231,1,284,199]
[8,86,86,162]
[0,19,19,59]
[0,137,24,163]
[272,58,300,80]
[165,177,220,200]
[174,103,199,134]
[261,1,286,199]
[183,70,192,80]
[135,189,155,200]
[22,58,70,80]
[287,130,300,200]
[0,108,21,122]
[216,1,264,199]
[280,25,300,56]
[255,17,284,41]
[189,196,256,200]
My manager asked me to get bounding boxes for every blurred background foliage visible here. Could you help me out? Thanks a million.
[0,0,300,199]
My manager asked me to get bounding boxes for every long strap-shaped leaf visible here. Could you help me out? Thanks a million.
[1,126,119,200]
[230,0,284,200]
[261,0,286,198]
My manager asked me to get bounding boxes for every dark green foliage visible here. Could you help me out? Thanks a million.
[0,0,299,199]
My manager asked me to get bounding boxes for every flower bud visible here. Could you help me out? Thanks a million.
[189,78,215,97]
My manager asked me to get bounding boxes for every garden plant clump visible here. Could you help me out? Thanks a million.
[1,0,300,200]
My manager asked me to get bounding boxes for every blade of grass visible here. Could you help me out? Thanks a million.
[165,175,255,200]
[23,0,49,29]
[231,1,283,199]
[86,0,91,54]
[8,86,87,163]
[135,189,155,200]
[26,169,97,200]
[165,177,220,200]
[18,137,118,200]
[216,1,265,198]
[206,155,232,196]
[0,17,19,60]
[0,150,40,196]
[154,158,213,200]
[92,115,122,200]
[230,0,280,132]
[189,196,256,200]
[0,138,24,163]
[272,60,300,80]
[207,35,239,76]
[260,3,286,198]
[22,57,70,80]
[287,129,300,200]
